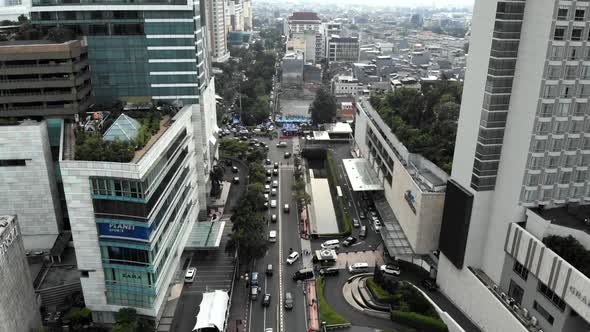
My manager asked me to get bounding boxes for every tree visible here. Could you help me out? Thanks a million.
[47,26,76,43]
[64,307,92,328]
[113,308,154,332]
[309,88,337,125]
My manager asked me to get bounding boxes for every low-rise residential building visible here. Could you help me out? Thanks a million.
[332,75,364,97]
[390,77,420,92]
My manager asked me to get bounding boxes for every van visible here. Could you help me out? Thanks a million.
[269,230,277,242]
[250,272,259,287]
[359,226,367,239]
[292,268,314,281]
[348,262,370,274]
[321,239,340,250]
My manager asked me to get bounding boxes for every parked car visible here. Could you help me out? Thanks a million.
[286,251,299,264]
[266,177,272,183]
[272,180,278,188]
[271,188,277,196]
[284,152,291,158]
[271,200,277,208]
[271,214,277,223]
[262,293,271,307]
[342,236,357,247]
[273,169,279,176]
[359,225,367,239]
[266,169,272,176]
[352,218,360,228]
[380,264,401,276]
[277,141,287,147]
[319,267,340,276]
[359,211,366,220]
[274,162,279,169]
[233,177,240,184]
[422,278,439,292]
[265,159,272,165]
[184,267,196,283]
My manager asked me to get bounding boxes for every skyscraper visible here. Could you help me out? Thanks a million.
[205,0,230,63]
[438,1,590,331]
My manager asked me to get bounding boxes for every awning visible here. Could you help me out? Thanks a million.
[185,221,225,249]
[342,158,384,191]
[193,290,229,331]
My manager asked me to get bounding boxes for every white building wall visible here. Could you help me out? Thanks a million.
[0,121,62,250]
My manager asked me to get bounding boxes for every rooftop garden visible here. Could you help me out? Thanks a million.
[369,78,462,173]
[544,235,590,278]
[74,102,175,163]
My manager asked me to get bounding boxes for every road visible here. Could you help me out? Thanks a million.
[247,136,308,332]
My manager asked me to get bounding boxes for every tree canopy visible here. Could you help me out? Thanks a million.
[309,87,337,125]
[369,79,462,173]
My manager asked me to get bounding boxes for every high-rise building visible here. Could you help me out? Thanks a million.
[205,0,230,62]
[0,0,29,21]
[0,215,42,332]
[225,0,244,32]
[30,0,218,206]
[242,0,252,31]
[437,1,590,332]
[327,35,359,63]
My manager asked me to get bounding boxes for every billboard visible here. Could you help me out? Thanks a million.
[97,221,152,240]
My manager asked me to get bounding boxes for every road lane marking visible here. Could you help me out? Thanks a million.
[278,166,285,332]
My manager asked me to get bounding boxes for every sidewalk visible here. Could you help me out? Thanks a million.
[227,270,250,332]
[305,280,320,331]
[301,238,313,268]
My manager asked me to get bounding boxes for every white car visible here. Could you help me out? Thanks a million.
[380,264,401,276]
[286,251,299,264]
[272,180,278,188]
[271,188,277,196]
[269,230,277,242]
[271,200,277,208]
[184,267,196,283]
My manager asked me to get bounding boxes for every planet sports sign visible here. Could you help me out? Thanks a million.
[97,221,151,240]
[0,222,19,258]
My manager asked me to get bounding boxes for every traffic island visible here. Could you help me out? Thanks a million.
[317,277,351,327]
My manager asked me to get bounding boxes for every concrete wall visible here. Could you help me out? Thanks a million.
[0,216,41,332]
[0,121,62,250]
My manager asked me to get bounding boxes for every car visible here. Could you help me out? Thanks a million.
[250,286,258,300]
[284,292,294,309]
[264,184,271,193]
[265,329,273,332]
[233,177,240,184]
[277,141,287,147]
[266,177,272,184]
[284,152,291,158]
[264,194,269,201]
[262,293,271,307]
[359,211,366,219]
[265,159,272,165]
[273,169,279,176]
[232,166,239,173]
[286,251,299,264]
[266,264,273,276]
[272,180,278,188]
[342,236,357,247]
[263,202,269,210]
[380,264,401,276]
[271,188,277,196]
[271,200,277,208]
[274,162,279,169]
[269,230,277,242]
[184,267,196,283]
[271,214,277,222]
[353,218,360,228]
[284,204,290,213]
[319,267,340,276]
[421,278,439,292]
[266,169,272,176]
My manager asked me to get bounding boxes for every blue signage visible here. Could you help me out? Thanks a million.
[98,222,152,240]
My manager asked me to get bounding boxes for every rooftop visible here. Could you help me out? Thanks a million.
[289,11,321,22]
[0,215,15,239]
[342,158,384,191]
[532,205,590,235]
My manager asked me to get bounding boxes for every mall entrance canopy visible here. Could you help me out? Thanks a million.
[342,158,384,191]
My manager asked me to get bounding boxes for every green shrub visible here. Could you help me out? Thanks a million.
[391,311,448,332]
[366,277,395,303]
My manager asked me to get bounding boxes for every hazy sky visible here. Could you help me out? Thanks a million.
[264,0,474,9]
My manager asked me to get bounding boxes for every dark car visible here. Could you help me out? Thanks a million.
[359,211,366,220]
[342,236,357,247]
[262,293,271,307]
[284,152,291,158]
[352,218,360,228]
[265,159,272,165]
[274,162,279,169]
[232,166,239,173]
[271,214,277,223]
[421,278,438,292]
[266,169,272,176]
[319,267,340,276]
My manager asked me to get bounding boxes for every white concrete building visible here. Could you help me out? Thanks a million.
[0,215,41,332]
[205,0,230,63]
[60,106,200,323]
[353,97,448,258]
[331,75,364,97]
[0,120,63,251]
[327,35,360,63]
[437,1,590,331]
[285,12,322,38]
[0,0,29,21]
[225,0,244,32]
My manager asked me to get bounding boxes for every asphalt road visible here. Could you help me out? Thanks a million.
[247,136,308,332]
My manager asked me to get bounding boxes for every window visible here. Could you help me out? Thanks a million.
[562,84,575,98]
[549,46,565,60]
[530,156,545,169]
[569,46,581,60]
[571,119,584,132]
[574,102,587,115]
[0,159,26,166]
[535,121,552,134]
[572,27,584,41]
[557,8,569,20]
[575,9,586,21]
[554,26,566,40]
[584,138,590,150]
[560,171,572,183]
[567,137,580,150]
[575,169,587,182]
[551,137,564,151]
[580,84,590,97]
[565,154,577,167]
[558,102,571,117]
[539,103,554,116]
[546,65,562,80]
[542,188,554,200]
[523,189,538,202]
[532,139,547,152]
[547,155,560,168]
[543,85,559,98]
[544,172,557,185]
[533,301,555,325]
[508,280,524,305]
[525,173,540,186]
[538,281,567,311]
[513,261,529,280]
[554,121,568,134]
[565,65,578,80]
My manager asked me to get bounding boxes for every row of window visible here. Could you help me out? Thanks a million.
[546,63,590,80]
[534,119,588,135]
[91,178,145,199]
[542,83,590,98]
[524,169,590,186]
[548,44,590,61]
[0,159,26,167]
[522,185,589,202]
[528,152,590,169]
[553,25,590,42]
[557,6,588,22]
[538,101,590,117]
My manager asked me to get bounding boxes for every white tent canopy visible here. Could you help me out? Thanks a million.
[192,290,229,332]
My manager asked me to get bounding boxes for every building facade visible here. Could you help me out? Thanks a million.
[0,215,41,332]
[285,11,321,38]
[0,40,93,118]
[327,35,359,63]
[225,0,244,32]
[60,106,198,323]
[437,0,590,331]
[332,75,364,97]
[205,0,230,63]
